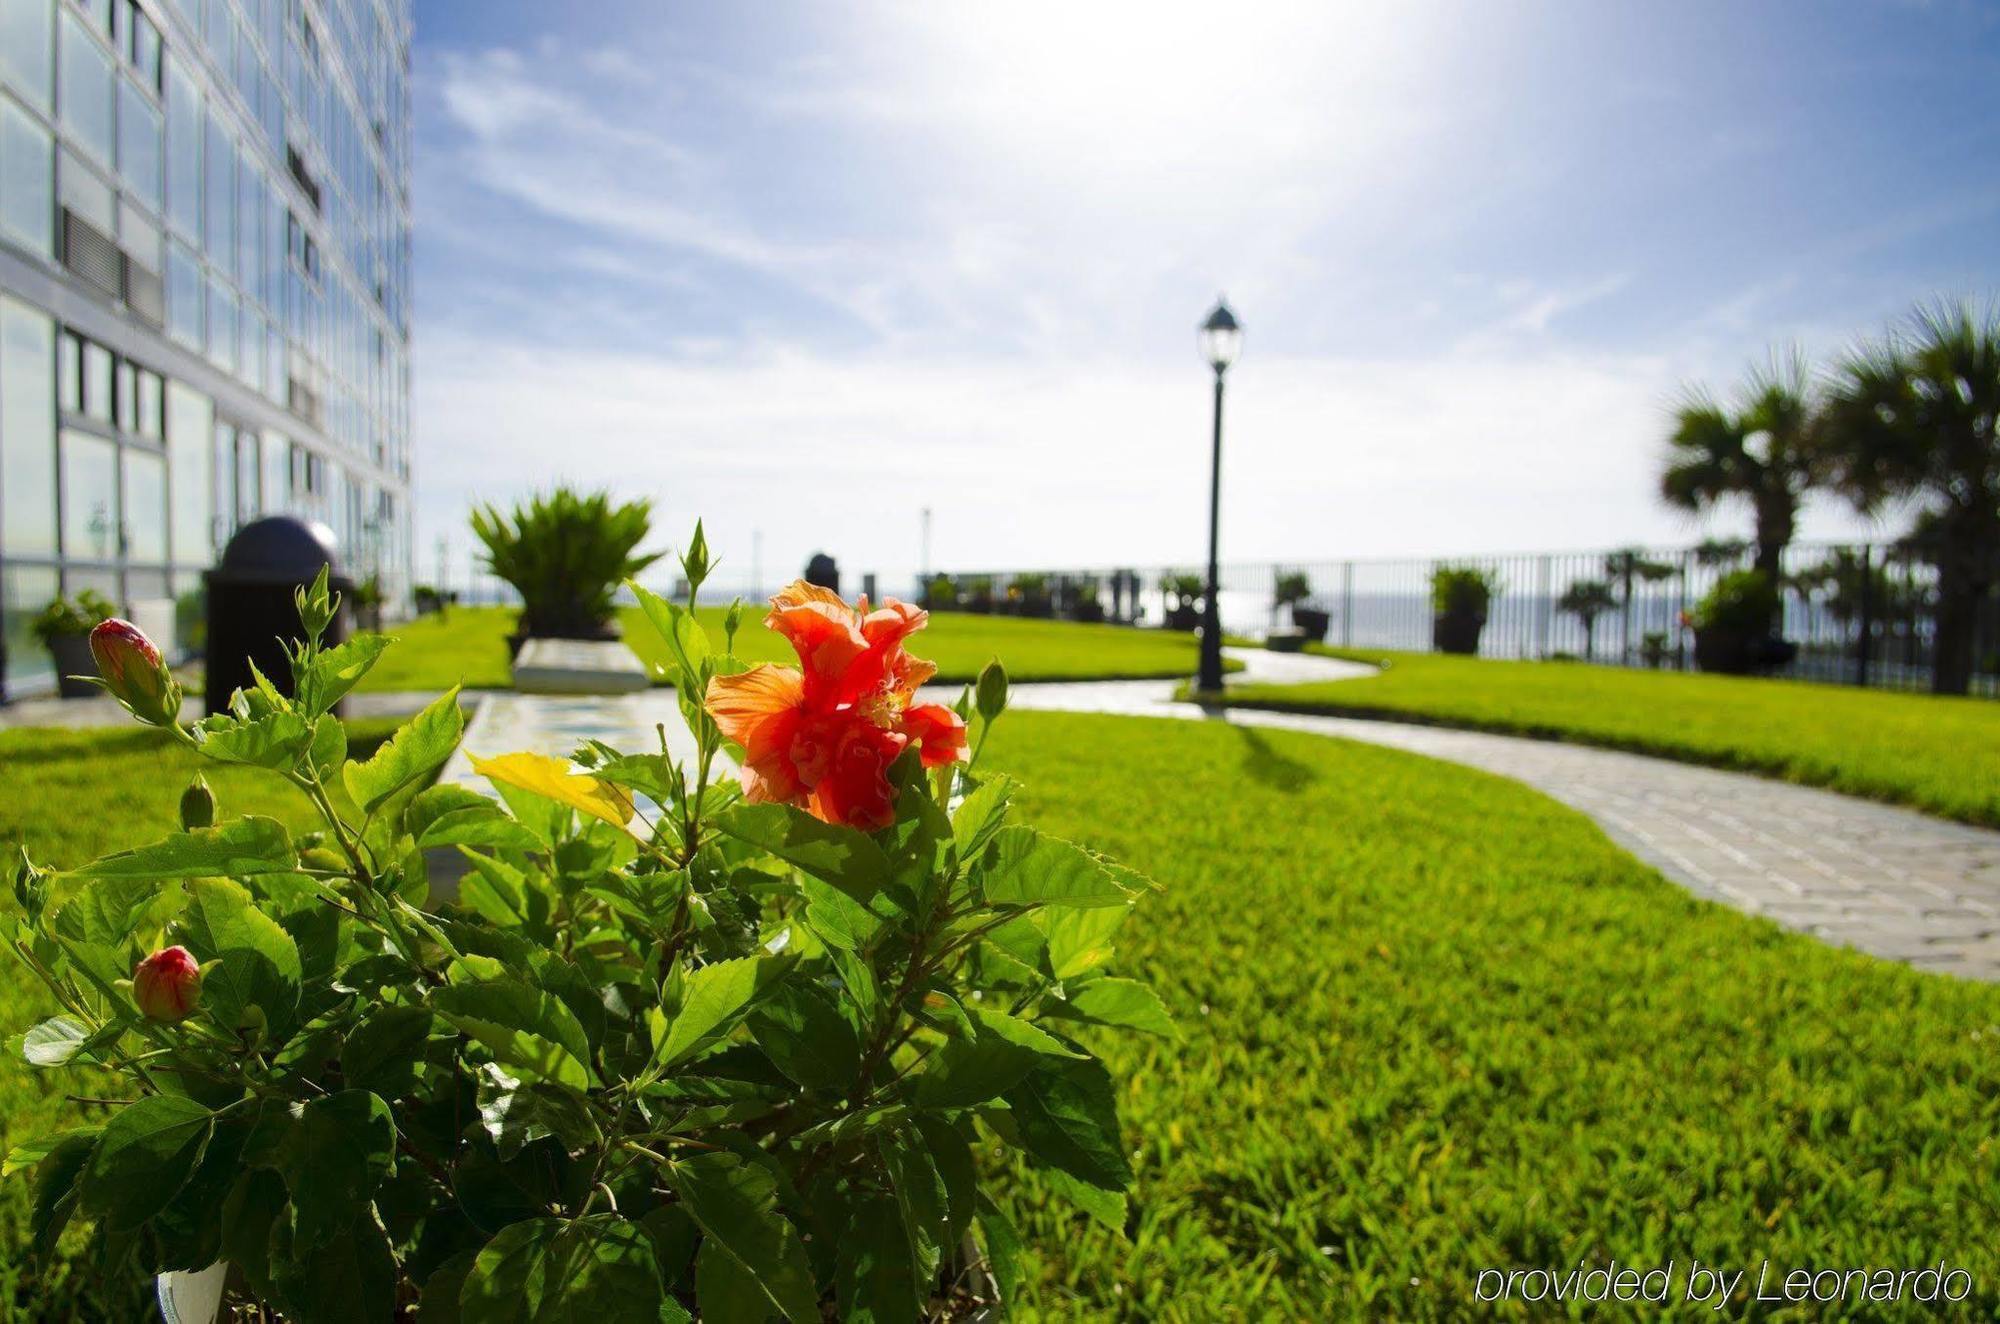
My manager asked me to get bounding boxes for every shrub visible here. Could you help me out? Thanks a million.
[2,529,1163,1321]
[470,488,662,638]
[1273,571,1311,609]
[925,573,959,610]
[1162,573,1205,611]
[1430,565,1498,617]
[30,590,114,646]
[1691,569,1780,635]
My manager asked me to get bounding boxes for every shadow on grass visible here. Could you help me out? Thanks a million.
[1233,723,1318,794]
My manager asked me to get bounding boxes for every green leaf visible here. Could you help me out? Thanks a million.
[436,978,597,1091]
[27,1130,97,1254]
[270,1215,399,1324]
[51,874,178,950]
[69,817,297,880]
[696,1237,773,1324]
[1040,1165,1128,1233]
[877,1123,947,1286]
[418,1249,479,1324]
[977,827,1132,909]
[1040,904,1129,982]
[477,1065,603,1161]
[746,980,860,1091]
[298,633,392,717]
[181,877,303,1034]
[1049,977,1178,1038]
[664,1150,818,1323]
[950,776,1015,859]
[405,783,503,839]
[914,1008,1084,1109]
[459,1215,666,1322]
[192,709,314,769]
[653,954,797,1070]
[19,1015,92,1067]
[420,808,544,852]
[975,1192,1025,1314]
[342,1005,433,1098]
[715,802,891,900]
[4,1126,99,1178]
[343,686,464,813]
[1003,1053,1132,1192]
[457,849,533,928]
[77,1094,214,1231]
[219,1168,288,1301]
[278,1090,396,1251]
[303,714,348,783]
[836,1195,922,1324]
[913,1114,977,1250]
[630,582,711,689]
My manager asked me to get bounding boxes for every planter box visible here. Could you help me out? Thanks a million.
[1266,629,1308,653]
[1693,627,1797,676]
[48,634,98,698]
[1432,610,1486,656]
[1164,606,1200,632]
[512,637,650,694]
[1290,607,1331,642]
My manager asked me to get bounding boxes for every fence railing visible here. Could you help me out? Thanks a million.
[931,541,2000,697]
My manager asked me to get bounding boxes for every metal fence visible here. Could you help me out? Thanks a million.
[934,541,2000,697]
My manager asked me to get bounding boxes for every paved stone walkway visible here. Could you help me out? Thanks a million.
[436,648,2000,981]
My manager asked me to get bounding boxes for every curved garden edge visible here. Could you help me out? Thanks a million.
[1191,651,2000,832]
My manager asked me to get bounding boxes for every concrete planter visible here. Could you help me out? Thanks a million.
[1432,609,1486,655]
[47,633,98,698]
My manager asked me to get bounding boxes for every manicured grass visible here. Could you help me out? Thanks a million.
[0,721,400,1319]
[357,605,1218,692]
[8,713,1999,1316]
[1216,646,2000,828]
[983,712,2000,1317]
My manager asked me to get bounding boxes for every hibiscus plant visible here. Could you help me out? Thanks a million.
[1,524,1169,1321]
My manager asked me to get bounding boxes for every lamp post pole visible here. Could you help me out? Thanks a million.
[1195,298,1241,694]
[1199,364,1227,693]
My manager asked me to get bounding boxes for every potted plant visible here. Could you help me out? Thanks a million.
[962,575,995,614]
[1557,578,1617,660]
[5,535,1167,1322]
[349,572,385,632]
[32,589,116,698]
[1690,569,1794,674]
[1068,577,1106,623]
[1430,565,1498,655]
[1161,572,1204,631]
[1274,570,1329,642]
[471,488,663,655]
[1008,572,1054,618]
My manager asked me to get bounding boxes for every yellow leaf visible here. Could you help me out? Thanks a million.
[469,752,634,828]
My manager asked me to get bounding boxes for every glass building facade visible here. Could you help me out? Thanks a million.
[0,0,410,698]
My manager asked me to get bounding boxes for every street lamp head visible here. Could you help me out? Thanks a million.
[1200,298,1242,372]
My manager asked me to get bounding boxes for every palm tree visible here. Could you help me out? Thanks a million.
[1821,300,2000,695]
[1603,547,1675,660]
[1558,578,1618,660]
[1661,352,1826,583]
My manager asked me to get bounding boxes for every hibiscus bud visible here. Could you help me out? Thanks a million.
[179,776,215,831]
[975,658,1009,723]
[132,946,202,1023]
[89,618,180,727]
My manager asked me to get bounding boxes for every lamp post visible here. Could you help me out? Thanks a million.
[1197,298,1242,693]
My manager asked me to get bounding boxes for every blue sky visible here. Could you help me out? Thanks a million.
[410,1,2000,594]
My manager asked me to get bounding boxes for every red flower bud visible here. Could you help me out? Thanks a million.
[89,618,180,726]
[133,946,202,1023]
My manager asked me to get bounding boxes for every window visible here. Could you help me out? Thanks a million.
[0,100,54,256]
[166,55,200,236]
[204,112,233,262]
[82,338,113,422]
[117,76,161,208]
[58,143,114,232]
[122,446,165,561]
[117,195,160,269]
[126,1,161,90]
[59,11,113,164]
[206,277,237,372]
[0,296,56,556]
[2,565,60,681]
[0,0,54,111]
[135,365,162,440]
[114,357,133,429]
[260,428,286,509]
[166,239,201,347]
[60,428,118,559]
[166,380,212,561]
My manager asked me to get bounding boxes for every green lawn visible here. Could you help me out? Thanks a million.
[357,605,1217,692]
[6,714,2000,1318]
[1216,647,2000,829]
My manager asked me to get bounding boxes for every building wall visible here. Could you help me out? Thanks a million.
[0,0,411,698]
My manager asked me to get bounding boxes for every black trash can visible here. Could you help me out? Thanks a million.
[205,516,351,716]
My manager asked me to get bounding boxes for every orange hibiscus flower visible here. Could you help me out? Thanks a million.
[705,582,968,830]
